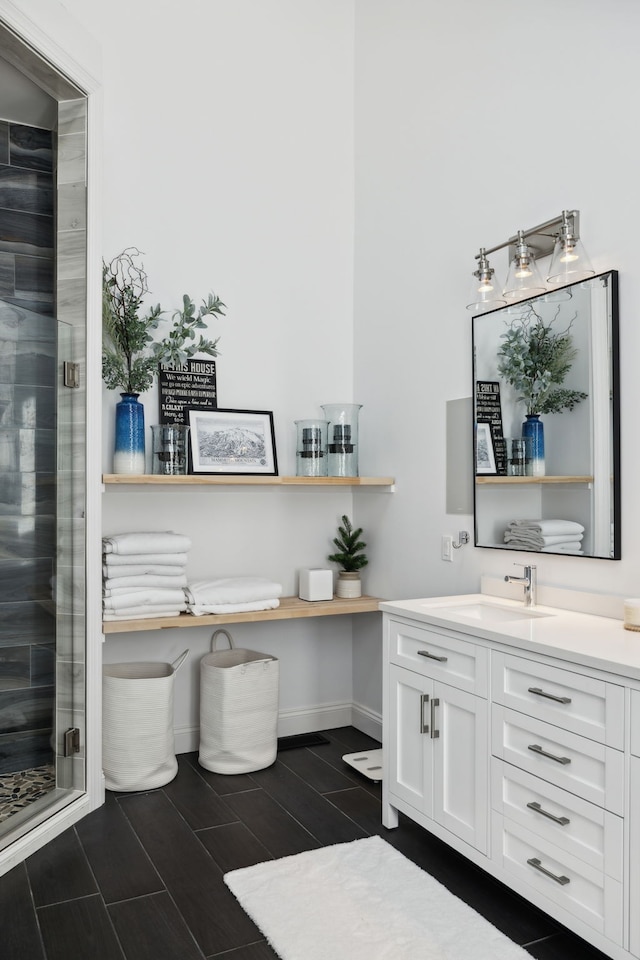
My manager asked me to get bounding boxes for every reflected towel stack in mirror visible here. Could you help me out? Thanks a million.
[503,519,584,554]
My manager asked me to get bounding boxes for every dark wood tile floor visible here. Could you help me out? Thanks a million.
[0,727,613,959]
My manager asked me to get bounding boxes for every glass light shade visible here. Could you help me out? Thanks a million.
[547,234,595,285]
[503,233,546,301]
[466,250,506,314]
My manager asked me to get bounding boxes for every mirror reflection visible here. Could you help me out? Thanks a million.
[472,270,619,559]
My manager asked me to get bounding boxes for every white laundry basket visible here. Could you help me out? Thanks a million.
[199,629,279,774]
[102,650,189,791]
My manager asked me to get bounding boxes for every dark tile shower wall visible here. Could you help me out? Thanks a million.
[0,120,56,776]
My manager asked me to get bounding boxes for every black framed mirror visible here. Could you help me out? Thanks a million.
[472,270,619,559]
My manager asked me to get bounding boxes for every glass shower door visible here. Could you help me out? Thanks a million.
[0,310,85,850]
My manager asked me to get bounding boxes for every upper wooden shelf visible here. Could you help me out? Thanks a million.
[475,475,593,485]
[103,475,395,486]
[102,594,382,634]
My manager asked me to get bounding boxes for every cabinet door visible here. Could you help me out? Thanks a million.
[388,664,432,816]
[631,757,640,957]
[433,681,488,854]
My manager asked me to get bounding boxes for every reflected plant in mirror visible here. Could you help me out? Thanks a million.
[472,271,620,560]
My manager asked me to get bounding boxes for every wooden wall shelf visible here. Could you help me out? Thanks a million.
[103,475,394,487]
[103,594,382,634]
[475,475,593,485]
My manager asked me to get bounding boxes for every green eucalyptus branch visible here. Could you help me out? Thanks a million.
[102,247,227,394]
[496,305,587,416]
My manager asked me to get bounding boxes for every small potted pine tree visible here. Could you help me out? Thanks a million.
[328,515,368,598]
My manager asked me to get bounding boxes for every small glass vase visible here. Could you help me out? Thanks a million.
[321,403,362,477]
[151,423,190,475]
[522,413,545,477]
[295,419,329,477]
[114,392,145,474]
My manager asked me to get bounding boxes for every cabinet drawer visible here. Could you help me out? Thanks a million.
[491,811,623,944]
[388,618,488,696]
[491,652,624,748]
[491,706,624,815]
[490,758,623,880]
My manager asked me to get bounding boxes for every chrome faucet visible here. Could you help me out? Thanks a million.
[504,563,537,607]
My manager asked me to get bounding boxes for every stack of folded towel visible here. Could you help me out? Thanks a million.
[102,531,192,620]
[504,519,584,554]
[185,577,283,616]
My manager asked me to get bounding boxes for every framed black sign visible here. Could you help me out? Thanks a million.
[475,380,506,475]
[159,360,217,425]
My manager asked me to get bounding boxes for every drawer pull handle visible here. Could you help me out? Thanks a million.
[420,693,430,734]
[417,650,448,663]
[527,743,571,765]
[526,857,570,886]
[528,686,572,704]
[431,697,440,739]
[526,801,570,826]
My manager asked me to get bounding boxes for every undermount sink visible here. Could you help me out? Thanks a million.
[429,601,553,623]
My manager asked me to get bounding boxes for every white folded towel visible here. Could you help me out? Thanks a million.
[103,574,188,590]
[103,588,188,611]
[504,533,583,548]
[103,563,188,579]
[507,519,585,536]
[103,532,192,556]
[103,553,189,567]
[185,577,283,606]
[103,608,182,621]
[541,543,584,554]
[187,598,281,616]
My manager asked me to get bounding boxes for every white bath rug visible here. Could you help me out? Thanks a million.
[224,835,531,960]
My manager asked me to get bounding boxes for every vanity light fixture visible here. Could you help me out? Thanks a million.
[466,248,507,314]
[503,231,547,301]
[547,209,595,285]
[466,209,593,311]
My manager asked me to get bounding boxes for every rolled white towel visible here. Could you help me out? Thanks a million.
[185,577,283,606]
[103,573,188,590]
[103,563,188,578]
[103,532,192,556]
[187,598,280,616]
[103,552,189,567]
[507,519,584,536]
[103,607,182,621]
[103,588,188,611]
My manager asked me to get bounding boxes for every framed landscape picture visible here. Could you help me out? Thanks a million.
[188,408,278,475]
[475,421,497,475]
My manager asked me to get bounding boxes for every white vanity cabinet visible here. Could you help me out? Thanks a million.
[384,617,489,854]
[381,596,640,960]
[629,691,640,958]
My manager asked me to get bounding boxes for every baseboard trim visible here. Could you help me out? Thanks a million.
[175,700,379,755]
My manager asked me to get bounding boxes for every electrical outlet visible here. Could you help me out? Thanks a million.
[441,535,453,562]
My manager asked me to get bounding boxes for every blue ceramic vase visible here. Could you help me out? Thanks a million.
[522,413,545,477]
[114,392,145,474]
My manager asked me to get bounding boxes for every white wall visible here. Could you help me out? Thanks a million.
[352,0,640,715]
[54,0,640,736]
[57,0,363,739]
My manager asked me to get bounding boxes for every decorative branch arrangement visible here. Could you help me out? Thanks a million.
[102,247,226,394]
[496,304,587,416]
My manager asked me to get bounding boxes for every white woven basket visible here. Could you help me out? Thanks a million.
[199,629,279,774]
[102,649,189,791]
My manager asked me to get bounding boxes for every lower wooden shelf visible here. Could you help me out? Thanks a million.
[102,595,382,634]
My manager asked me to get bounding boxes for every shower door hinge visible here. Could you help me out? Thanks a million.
[63,361,80,388]
[63,727,81,756]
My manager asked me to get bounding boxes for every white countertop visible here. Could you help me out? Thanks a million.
[379,593,640,683]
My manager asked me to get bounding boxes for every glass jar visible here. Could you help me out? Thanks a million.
[295,419,329,477]
[321,403,362,477]
[151,423,190,475]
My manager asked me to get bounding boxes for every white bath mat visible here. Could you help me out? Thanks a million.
[224,835,531,960]
[342,748,383,781]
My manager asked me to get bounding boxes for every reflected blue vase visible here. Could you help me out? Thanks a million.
[522,413,545,477]
[114,392,145,474]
